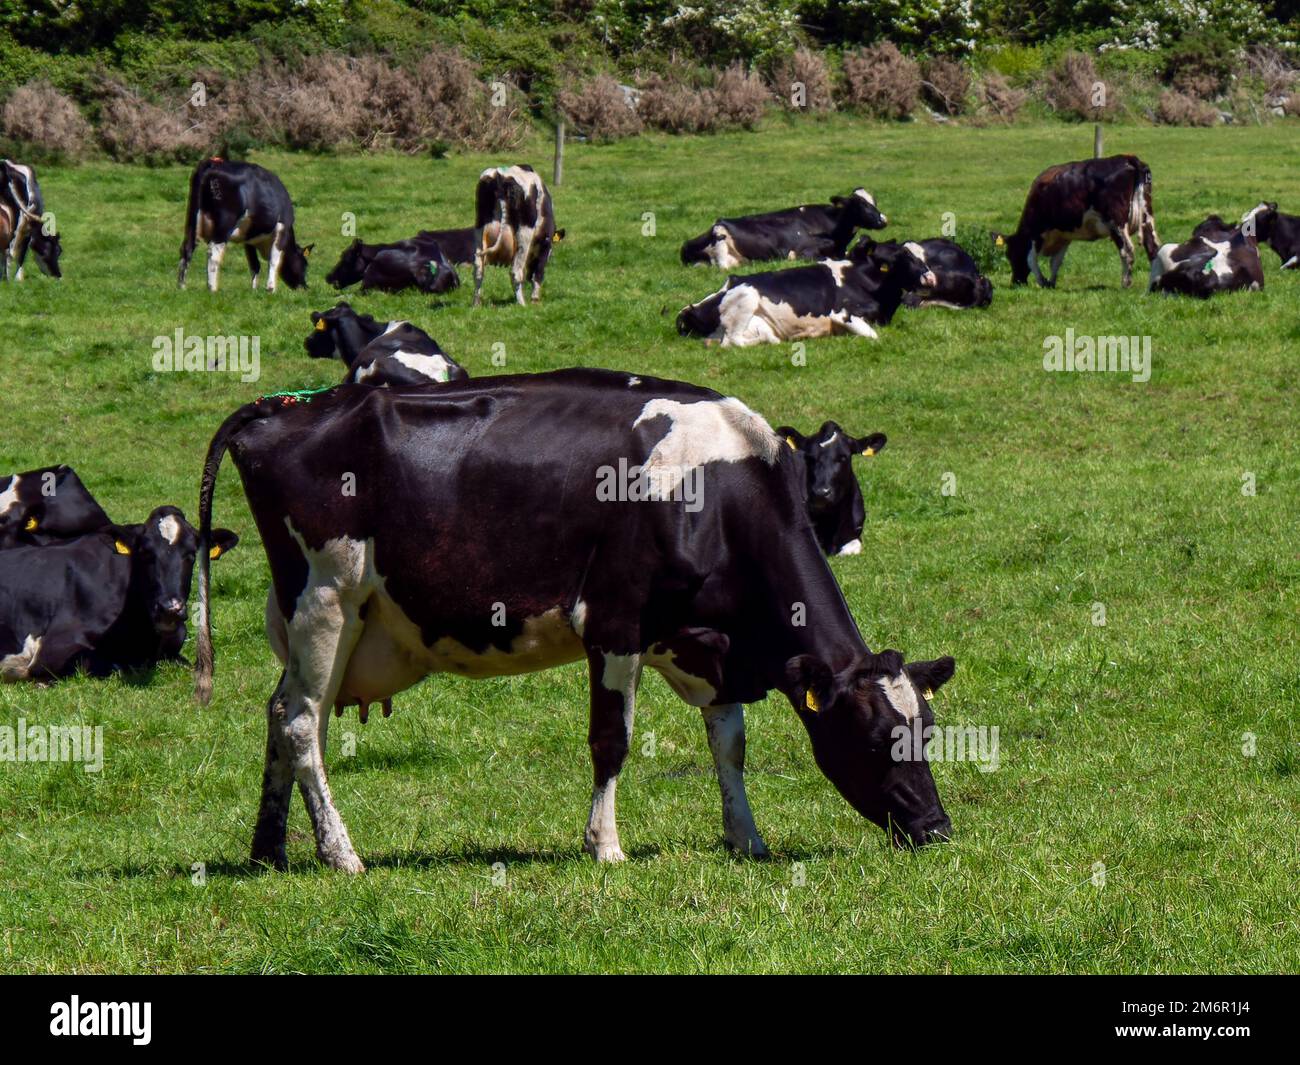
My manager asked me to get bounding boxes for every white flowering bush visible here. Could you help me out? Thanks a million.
[1101,1,1286,52]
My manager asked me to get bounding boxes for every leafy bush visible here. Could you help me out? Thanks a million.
[1162,32,1240,99]
[980,44,1046,84]
[0,81,93,160]
[840,42,921,119]
[558,75,643,141]
[954,221,1002,277]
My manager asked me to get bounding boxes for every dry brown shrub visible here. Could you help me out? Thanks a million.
[637,72,718,133]
[1283,93,1300,117]
[770,48,833,112]
[840,43,921,120]
[557,74,643,141]
[712,63,770,128]
[1245,46,1299,99]
[1156,89,1219,127]
[1042,52,1117,120]
[1,81,92,158]
[977,72,1028,122]
[97,83,206,163]
[923,57,971,115]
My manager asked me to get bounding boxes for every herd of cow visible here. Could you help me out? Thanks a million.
[1,145,1295,871]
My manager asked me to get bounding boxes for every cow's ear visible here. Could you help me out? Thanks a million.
[786,655,834,716]
[775,426,805,452]
[208,528,239,560]
[855,432,887,457]
[104,523,138,556]
[553,228,566,242]
[904,657,956,700]
[302,244,315,258]
[990,231,1005,247]
[829,195,847,206]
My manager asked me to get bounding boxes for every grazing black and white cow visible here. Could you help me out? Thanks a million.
[995,155,1159,288]
[0,465,111,548]
[0,507,238,681]
[855,237,992,309]
[177,158,313,293]
[1239,202,1300,269]
[1,159,62,280]
[472,165,561,306]
[681,189,888,268]
[774,423,886,557]
[194,369,957,871]
[326,233,461,295]
[1149,220,1264,298]
[305,302,467,387]
[676,241,936,347]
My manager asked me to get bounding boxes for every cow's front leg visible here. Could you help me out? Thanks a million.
[584,650,642,862]
[701,703,768,857]
[207,241,227,292]
[1028,242,1051,287]
[1111,227,1135,287]
[245,245,261,290]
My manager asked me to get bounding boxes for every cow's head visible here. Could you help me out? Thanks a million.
[305,302,361,360]
[993,230,1031,284]
[831,188,888,230]
[777,420,885,516]
[786,650,955,846]
[279,240,313,289]
[1240,202,1278,242]
[426,252,461,295]
[109,507,237,641]
[326,240,367,289]
[850,240,936,290]
[28,225,62,278]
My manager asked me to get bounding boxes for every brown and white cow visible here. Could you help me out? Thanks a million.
[996,155,1159,288]
[472,165,562,306]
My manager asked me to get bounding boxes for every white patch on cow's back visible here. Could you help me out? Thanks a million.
[0,634,41,681]
[392,350,452,382]
[707,225,743,269]
[877,673,920,721]
[0,474,20,518]
[634,396,782,490]
[824,258,851,285]
[158,514,181,544]
[1203,238,1234,279]
[627,376,641,387]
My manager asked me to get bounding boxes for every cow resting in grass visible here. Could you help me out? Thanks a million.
[1149,219,1264,298]
[681,189,888,268]
[676,241,935,347]
[996,155,1159,288]
[1,159,61,280]
[305,302,467,387]
[326,233,461,295]
[775,423,886,557]
[0,465,111,548]
[194,370,957,871]
[854,238,992,309]
[177,158,313,293]
[472,165,561,306]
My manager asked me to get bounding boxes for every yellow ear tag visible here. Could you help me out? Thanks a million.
[785,436,797,451]
[114,540,131,556]
[314,319,326,331]
[805,690,820,712]
[923,688,934,700]
[209,545,223,559]
[995,235,1005,246]
[24,517,37,531]
[863,447,875,457]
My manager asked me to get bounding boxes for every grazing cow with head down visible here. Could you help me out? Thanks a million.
[194,369,957,871]
[326,232,460,295]
[681,189,888,268]
[775,423,886,557]
[1238,202,1300,268]
[995,155,1159,288]
[0,465,111,548]
[177,158,313,293]
[0,507,237,682]
[305,302,467,387]
[1,159,62,280]
[676,241,936,347]
[1149,219,1264,298]
[472,165,561,306]
[857,238,992,309]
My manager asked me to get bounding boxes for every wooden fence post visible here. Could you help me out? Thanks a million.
[554,117,566,187]
[1094,123,1103,158]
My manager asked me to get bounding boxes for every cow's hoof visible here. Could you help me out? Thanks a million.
[321,850,366,874]
[584,840,626,863]
[725,836,770,859]
[250,845,288,871]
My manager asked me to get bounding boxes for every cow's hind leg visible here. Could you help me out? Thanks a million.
[510,229,535,306]
[1111,226,1136,287]
[1048,247,1068,287]
[251,672,294,868]
[245,245,261,290]
[584,649,642,862]
[701,703,768,857]
[207,241,227,292]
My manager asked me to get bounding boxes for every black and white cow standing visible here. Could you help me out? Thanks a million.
[1239,202,1300,269]
[0,507,238,681]
[775,423,887,557]
[0,465,111,548]
[472,165,561,306]
[325,232,461,295]
[854,237,992,309]
[676,241,936,347]
[194,369,957,871]
[681,189,888,267]
[1148,220,1264,298]
[177,158,313,293]
[305,302,467,387]
[1,159,62,280]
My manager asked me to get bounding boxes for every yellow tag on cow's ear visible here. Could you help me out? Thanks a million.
[786,436,797,451]
[805,690,820,712]
[24,517,37,531]
[995,235,1005,246]
[879,264,890,273]
[314,319,326,331]
[923,688,934,700]
[114,540,131,556]
[209,544,223,559]
[863,447,875,457]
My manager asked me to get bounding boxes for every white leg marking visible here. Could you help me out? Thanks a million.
[701,703,767,856]
[207,242,227,292]
[584,652,641,863]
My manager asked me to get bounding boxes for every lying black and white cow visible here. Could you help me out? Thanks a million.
[853,237,992,309]
[1,159,62,280]
[326,233,461,295]
[194,368,957,871]
[473,165,562,306]
[996,155,1159,288]
[416,226,476,266]
[0,507,237,681]
[1149,220,1264,298]
[1239,202,1300,269]
[0,465,111,548]
[676,241,935,347]
[681,189,888,268]
[177,158,313,293]
[305,302,467,386]
[775,423,886,557]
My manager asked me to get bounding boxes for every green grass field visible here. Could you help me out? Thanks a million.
[1,115,1297,973]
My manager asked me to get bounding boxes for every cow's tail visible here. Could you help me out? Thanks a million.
[1132,160,1159,260]
[179,159,213,285]
[194,399,272,705]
